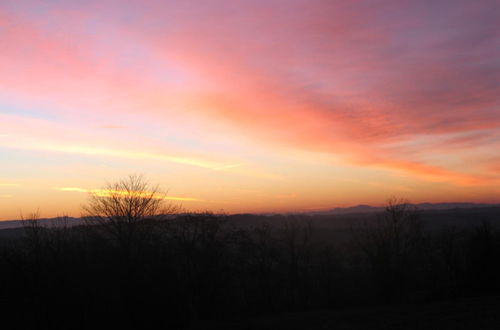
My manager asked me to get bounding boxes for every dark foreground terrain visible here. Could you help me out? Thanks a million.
[194,296,500,330]
[1,205,500,329]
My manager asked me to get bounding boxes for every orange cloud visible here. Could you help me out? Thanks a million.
[56,187,199,201]
[1,0,498,202]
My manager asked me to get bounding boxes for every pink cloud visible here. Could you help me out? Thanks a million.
[1,0,498,187]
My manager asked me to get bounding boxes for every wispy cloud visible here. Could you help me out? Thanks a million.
[0,0,498,213]
[0,114,237,170]
[56,187,200,201]
[98,125,126,129]
[213,163,243,171]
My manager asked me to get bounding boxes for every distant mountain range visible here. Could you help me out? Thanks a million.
[307,202,500,215]
[1,203,499,230]
[0,216,83,230]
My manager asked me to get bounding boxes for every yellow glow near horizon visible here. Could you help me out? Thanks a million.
[1,1,499,221]
[56,187,200,201]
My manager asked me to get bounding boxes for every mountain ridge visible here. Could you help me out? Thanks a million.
[2,203,499,230]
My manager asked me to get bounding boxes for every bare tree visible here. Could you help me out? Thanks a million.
[282,218,314,308]
[82,174,177,257]
[21,209,45,252]
[351,197,424,302]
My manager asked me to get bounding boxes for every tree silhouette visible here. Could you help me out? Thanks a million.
[351,197,425,302]
[82,174,176,259]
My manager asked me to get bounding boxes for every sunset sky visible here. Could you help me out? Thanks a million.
[0,0,499,220]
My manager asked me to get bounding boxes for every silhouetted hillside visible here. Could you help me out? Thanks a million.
[193,296,500,330]
[2,205,500,329]
[308,202,500,215]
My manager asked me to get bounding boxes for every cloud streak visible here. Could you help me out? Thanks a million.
[0,0,499,218]
[0,113,241,170]
[56,187,199,202]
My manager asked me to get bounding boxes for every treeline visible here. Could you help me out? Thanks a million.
[1,203,500,329]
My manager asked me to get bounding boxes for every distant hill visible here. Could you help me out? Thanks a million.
[0,217,84,230]
[1,203,499,230]
[308,202,499,215]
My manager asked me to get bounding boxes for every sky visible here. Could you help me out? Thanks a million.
[0,0,499,220]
